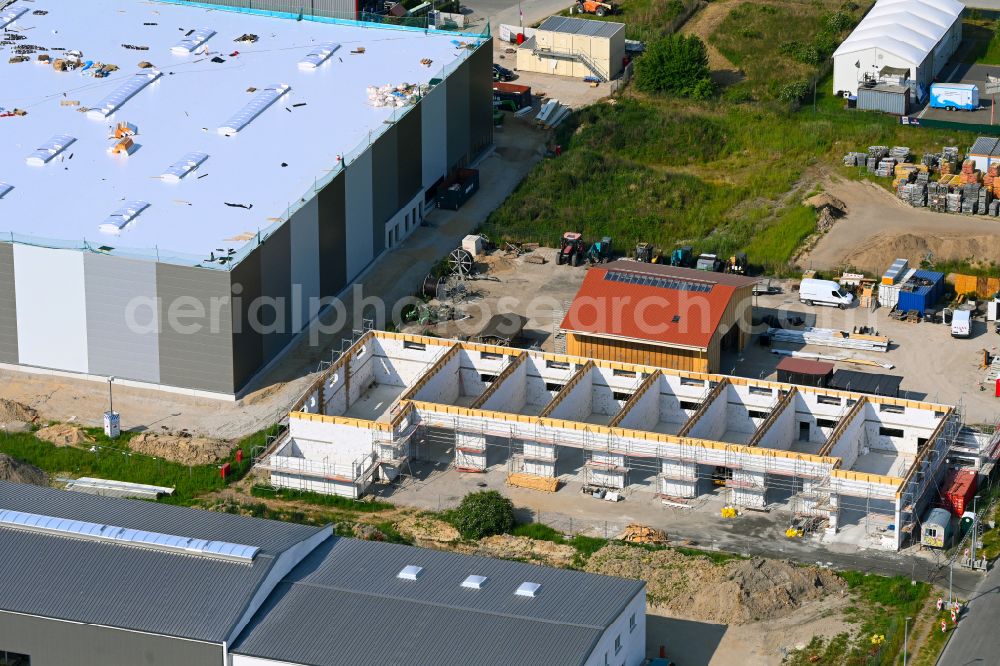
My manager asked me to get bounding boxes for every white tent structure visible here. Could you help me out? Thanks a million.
[833,0,964,100]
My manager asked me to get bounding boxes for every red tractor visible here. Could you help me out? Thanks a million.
[557,232,586,266]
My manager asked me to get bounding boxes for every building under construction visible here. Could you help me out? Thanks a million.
[261,331,978,552]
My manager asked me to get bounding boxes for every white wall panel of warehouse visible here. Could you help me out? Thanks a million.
[13,245,90,374]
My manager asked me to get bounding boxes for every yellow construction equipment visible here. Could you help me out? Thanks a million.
[721,506,737,519]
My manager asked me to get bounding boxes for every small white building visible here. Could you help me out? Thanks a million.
[832,0,963,99]
[517,16,626,82]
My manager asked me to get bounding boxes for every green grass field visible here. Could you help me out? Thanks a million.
[556,0,692,42]
[484,0,980,273]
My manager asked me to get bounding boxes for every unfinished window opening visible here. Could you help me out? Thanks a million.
[934,411,946,419]
[612,369,637,378]
[403,341,426,351]
[748,409,768,420]
[879,403,905,414]
[817,395,842,406]
[798,422,810,441]
[816,418,837,429]
[917,437,928,448]
[480,373,498,384]
[480,351,503,361]
[613,391,631,402]
[545,382,563,392]
[748,386,772,396]
[680,400,700,411]
[847,399,857,406]
[680,377,705,387]
[546,360,570,370]
[879,426,905,438]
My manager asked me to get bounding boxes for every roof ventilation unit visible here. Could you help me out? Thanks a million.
[299,42,341,69]
[162,152,209,182]
[87,70,162,119]
[461,575,488,589]
[99,200,150,235]
[26,135,76,166]
[0,183,12,199]
[0,6,27,30]
[397,565,424,580]
[172,28,216,55]
[217,83,290,135]
[515,581,541,598]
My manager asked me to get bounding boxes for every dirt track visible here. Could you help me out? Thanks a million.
[801,179,1000,274]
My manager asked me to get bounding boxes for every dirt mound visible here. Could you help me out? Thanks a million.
[0,453,47,486]
[459,534,576,568]
[35,424,93,448]
[0,399,37,424]
[586,545,845,625]
[395,514,460,546]
[848,232,1000,276]
[128,433,231,465]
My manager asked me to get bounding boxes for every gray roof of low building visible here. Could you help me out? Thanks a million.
[0,481,323,643]
[971,136,1000,157]
[232,538,645,666]
[537,15,625,38]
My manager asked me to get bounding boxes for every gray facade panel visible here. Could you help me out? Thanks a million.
[371,123,399,229]
[155,263,235,394]
[0,243,17,364]
[0,612,222,666]
[259,222,293,361]
[83,253,160,383]
[230,247,263,393]
[468,42,494,158]
[446,57,471,170]
[318,171,348,296]
[396,104,423,208]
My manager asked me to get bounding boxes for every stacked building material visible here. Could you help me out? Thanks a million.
[947,191,962,213]
[961,184,980,214]
[875,158,896,177]
[868,145,889,160]
[889,146,910,161]
[960,159,980,185]
[986,163,1000,195]
[921,153,940,170]
[943,146,960,161]
[904,182,927,207]
[366,83,426,107]
[928,182,948,212]
[766,327,889,352]
[866,157,879,173]
[979,186,991,214]
[916,171,930,184]
[991,200,1000,216]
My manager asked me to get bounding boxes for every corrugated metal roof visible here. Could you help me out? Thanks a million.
[560,262,755,350]
[829,369,902,396]
[536,15,625,38]
[232,538,645,666]
[0,481,319,556]
[833,0,963,65]
[775,357,834,376]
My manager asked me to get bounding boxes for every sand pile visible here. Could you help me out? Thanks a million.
[586,545,845,624]
[128,433,231,465]
[395,514,460,546]
[35,424,93,448]
[0,453,47,486]
[0,399,37,424]
[458,534,576,568]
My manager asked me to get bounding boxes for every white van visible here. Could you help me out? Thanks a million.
[951,309,971,338]
[799,278,854,309]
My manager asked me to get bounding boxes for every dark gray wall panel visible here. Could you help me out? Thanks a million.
[156,264,235,394]
[0,243,17,364]
[317,171,348,297]
[259,222,293,361]
[0,612,222,666]
[468,42,495,158]
[371,123,399,231]
[83,254,160,383]
[396,104,423,208]
[446,57,471,170]
[230,248,263,393]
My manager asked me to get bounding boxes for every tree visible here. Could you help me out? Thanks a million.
[451,490,514,539]
[635,34,714,99]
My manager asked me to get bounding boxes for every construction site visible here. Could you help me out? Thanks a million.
[256,329,997,552]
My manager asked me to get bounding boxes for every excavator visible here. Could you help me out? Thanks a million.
[587,236,613,264]
[635,242,659,263]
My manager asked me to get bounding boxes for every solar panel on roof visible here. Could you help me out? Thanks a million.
[172,28,217,55]
[87,70,162,119]
[0,6,27,30]
[603,270,713,293]
[161,152,209,182]
[0,508,259,563]
[99,200,150,235]
[218,83,291,134]
[299,42,341,69]
[0,183,12,199]
[25,135,76,166]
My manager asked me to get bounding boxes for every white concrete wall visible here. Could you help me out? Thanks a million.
[685,386,728,441]
[344,147,374,282]
[754,401,796,451]
[272,470,359,498]
[582,589,646,666]
[287,419,373,461]
[547,370,594,421]
[383,191,425,250]
[14,244,89,373]
[370,337,443,387]
[866,402,939,453]
[479,360,527,413]
[828,409,866,470]
[616,382,659,431]
[662,374,710,403]
[413,352,460,404]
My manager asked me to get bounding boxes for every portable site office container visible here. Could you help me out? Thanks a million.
[857,84,909,115]
[896,270,945,316]
[921,507,953,548]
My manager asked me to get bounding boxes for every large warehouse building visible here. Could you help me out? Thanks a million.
[559,261,756,373]
[0,0,492,397]
[0,481,647,666]
[832,0,963,98]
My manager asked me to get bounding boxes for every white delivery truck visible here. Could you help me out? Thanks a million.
[951,309,971,338]
[799,278,854,309]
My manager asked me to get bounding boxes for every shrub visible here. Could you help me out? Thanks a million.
[778,80,810,104]
[450,490,514,540]
[635,33,714,99]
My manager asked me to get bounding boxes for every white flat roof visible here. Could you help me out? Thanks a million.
[0,0,478,266]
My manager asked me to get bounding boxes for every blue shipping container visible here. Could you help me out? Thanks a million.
[897,270,944,315]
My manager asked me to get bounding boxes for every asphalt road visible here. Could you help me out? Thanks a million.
[937,564,1000,666]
